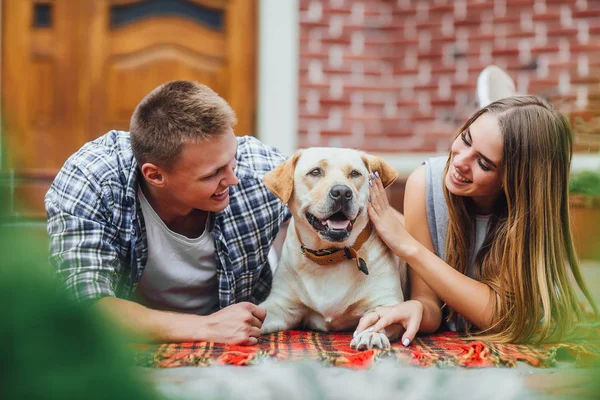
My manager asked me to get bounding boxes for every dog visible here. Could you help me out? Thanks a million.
[259,148,407,350]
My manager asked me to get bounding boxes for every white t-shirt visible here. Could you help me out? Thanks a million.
[134,188,219,315]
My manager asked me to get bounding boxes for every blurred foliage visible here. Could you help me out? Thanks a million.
[569,170,600,196]
[0,179,160,399]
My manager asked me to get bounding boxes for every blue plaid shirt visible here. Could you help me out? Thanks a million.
[45,130,289,308]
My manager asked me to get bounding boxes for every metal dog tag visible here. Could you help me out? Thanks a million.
[357,257,369,275]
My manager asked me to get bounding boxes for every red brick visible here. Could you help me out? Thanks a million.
[571,76,600,84]
[320,98,352,107]
[417,50,444,60]
[529,78,559,91]
[429,4,454,14]
[411,114,436,122]
[547,28,578,38]
[392,8,417,17]
[415,21,444,30]
[392,66,420,75]
[344,53,385,62]
[454,19,481,27]
[344,83,402,92]
[396,99,421,107]
[506,31,536,39]
[431,35,461,44]
[506,0,535,6]
[531,45,561,55]
[469,33,496,43]
[571,43,600,53]
[321,36,352,45]
[491,48,520,56]
[300,21,329,29]
[573,9,600,18]
[548,60,578,69]
[431,98,457,107]
[532,11,561,22]
[365,130,414,138]
[300,51,329,60]
[467,2,495,11]
[389,38,419,46]
[493,15,521,24]
[320,130,353,137]
[414,83,439,91]
[298,113,329,120]
[451,82,477,90]
[322,6,352,16]
[300,81,329,89]
[431,65,456,74]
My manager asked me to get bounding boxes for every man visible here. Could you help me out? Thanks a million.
[45,81,289,345]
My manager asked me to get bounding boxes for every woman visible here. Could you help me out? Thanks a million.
[358,95,598,345]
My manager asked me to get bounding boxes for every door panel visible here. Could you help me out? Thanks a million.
[1,0,256,218]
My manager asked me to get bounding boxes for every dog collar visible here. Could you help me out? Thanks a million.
[294,223,372,275]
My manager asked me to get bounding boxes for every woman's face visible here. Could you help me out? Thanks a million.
[445,113,504,214]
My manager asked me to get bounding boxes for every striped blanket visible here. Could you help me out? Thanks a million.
[135,330,600,369]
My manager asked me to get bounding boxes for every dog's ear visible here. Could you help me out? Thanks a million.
[263,151,303,204]
[360,153,398,188]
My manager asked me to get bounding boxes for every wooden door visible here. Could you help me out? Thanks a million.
[1,0,256,219]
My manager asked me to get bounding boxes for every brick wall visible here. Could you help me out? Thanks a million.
[298,0,600,153]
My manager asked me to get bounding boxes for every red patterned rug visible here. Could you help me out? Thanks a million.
[134,330,600,369]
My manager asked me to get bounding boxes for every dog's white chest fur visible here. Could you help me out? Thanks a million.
[299,259,367,330]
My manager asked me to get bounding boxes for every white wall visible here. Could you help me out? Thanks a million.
[257,0,299,157]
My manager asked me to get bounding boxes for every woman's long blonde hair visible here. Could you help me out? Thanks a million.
[443,95,598,343]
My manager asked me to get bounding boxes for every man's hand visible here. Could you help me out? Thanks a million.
[96,297,266,345]
[202,302,267,345]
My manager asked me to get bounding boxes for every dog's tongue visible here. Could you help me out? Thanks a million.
[326,219,350,230]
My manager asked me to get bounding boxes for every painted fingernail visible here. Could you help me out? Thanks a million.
[375,171,380,179]
[368,195,371,202]
[369,180,373,187]
[368,327,374,332]
[370,173,375,179]
[353,330,358,338]
[402,338,410,347]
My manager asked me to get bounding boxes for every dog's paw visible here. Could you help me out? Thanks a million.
[350,329,390,350]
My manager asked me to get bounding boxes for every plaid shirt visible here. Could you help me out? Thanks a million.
[45,130,289,308]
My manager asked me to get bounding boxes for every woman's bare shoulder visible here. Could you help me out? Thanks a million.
[405,163,426,198]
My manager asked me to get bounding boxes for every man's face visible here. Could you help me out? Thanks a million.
[163,128,239,213]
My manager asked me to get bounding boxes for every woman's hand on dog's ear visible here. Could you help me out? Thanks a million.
[369,174,416,258]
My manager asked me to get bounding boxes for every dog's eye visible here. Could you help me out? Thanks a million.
[308,168,322,177]
[350,170,361,178]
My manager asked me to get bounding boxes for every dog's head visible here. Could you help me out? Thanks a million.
[264,148,397,244]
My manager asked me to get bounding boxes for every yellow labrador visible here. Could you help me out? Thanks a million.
[260,148,407,350]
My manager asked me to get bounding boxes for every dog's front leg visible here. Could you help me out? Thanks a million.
[259,295,306,334]
[350,302,405,350]
[350,323,404,350]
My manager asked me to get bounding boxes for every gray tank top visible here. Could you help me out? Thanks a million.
[424,157,491,330]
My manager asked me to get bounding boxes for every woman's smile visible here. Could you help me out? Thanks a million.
[450,166,472,185]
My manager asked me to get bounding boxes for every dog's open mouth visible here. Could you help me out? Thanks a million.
[306,211,358,234]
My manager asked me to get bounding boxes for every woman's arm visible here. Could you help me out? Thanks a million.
[403,165,443,333]
[369,170,497,331]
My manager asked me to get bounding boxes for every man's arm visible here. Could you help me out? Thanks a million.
[96,297,266,344]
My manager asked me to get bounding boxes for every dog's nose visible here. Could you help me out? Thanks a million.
[329,185,353,202]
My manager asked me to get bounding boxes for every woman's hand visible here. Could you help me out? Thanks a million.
[355,300,424,346]
[368,172,417,257]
